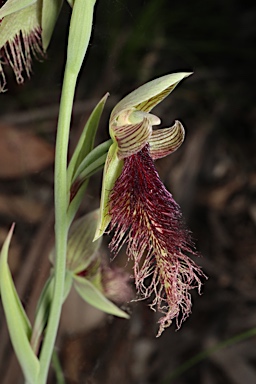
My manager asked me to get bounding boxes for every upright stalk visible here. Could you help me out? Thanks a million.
[37,67,77,384]
[37,0,97,382]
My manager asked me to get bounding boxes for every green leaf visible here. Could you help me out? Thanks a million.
[67,93,109,186]
[73,275,129,319]
[0,225,40,383]
[67,140,111,226]
[41,0,63,50]
[31,272,73,354]
[67,179,90,226]
[72,139,111,183]
[0,0,36,18]
[78,152,107,180]
[30,275,54,354]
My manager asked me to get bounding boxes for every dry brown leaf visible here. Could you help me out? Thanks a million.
[0,124,54,178]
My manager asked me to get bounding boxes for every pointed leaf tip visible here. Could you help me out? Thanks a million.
[0,223,40,383]
[1,223,15,257]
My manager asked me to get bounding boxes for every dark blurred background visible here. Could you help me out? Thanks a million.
[0,0,256,383]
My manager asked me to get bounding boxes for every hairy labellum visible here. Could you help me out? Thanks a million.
[109,144,205,336]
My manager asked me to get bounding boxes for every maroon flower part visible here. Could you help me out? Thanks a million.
[0,2,44,92]
[109,144,205,336]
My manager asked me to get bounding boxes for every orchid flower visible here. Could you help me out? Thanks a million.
[0,0,64,92]
[0,0,43,91]
[95,73,205,336]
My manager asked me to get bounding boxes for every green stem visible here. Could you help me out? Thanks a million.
[161,327,256,383]
[52,349,66,384]
[37,68,77,384]
[36,1,96,382]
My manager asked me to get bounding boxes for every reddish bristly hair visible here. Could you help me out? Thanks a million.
[109,144,205,336]
[0,27,43,90]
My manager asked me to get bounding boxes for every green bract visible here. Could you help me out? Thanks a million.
[67,93,110,226]
[94,72,192,240]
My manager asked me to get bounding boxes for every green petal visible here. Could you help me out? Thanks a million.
[74,275,129,319]
[149,120,185,159]
[0,0,36,18]
[111,72,192,121]
[94,143,123,240]
[112,117,152,159]
[0,225,40,383]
